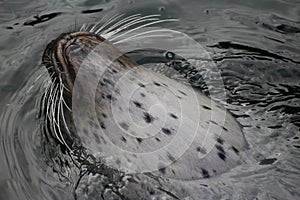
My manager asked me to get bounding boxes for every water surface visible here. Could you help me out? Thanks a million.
[0,0,299,199]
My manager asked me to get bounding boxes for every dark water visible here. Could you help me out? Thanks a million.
[0,0,300,199]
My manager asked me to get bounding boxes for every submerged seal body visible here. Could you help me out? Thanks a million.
[42,28,247,180]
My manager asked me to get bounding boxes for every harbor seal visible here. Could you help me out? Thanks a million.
[41,14,248,180]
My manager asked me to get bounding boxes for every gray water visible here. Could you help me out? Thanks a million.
[0,0,300,199]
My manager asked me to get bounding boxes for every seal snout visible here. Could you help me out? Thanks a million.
[42,32,106,92]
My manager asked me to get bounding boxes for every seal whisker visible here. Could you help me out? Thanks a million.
[62,84,70,92]
[42,71,72,151]
[58,74,72,111]
[59,99,72,144]
[34,72,45,83]
[46,81,65,145]
[50,85,60,132]
[118,34,172,44]
[93,13,125,34]
[103,14,161,38]
[89,13,118,33]
[43,79,56,147]
[40,71,52,88]
[89,13,114,33]
[61,96,72,112]
[59,96,71,136]
[46,66,54,70]
[100,14,142,35]
[56,75,72,151]
[101,14,157,35]
[103,17,159,38]
[45,77,56,120]
[80,23,87,31]
[114,29,175,44]
[41,77,52,121]
[53,93,71,152]
[109,18,179,41]
[41,80,51,104]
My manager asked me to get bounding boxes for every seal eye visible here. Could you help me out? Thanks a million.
[165,51,175,59]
